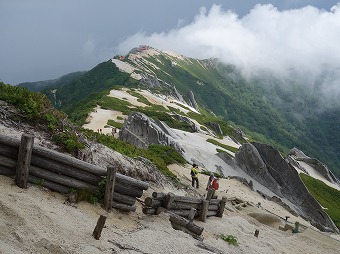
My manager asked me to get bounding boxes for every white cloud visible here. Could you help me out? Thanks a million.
[118,3,340,105]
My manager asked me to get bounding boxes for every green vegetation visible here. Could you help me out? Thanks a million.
[300,173,340,229]
[0,82,84,154]
[206,138,239,153]
[82,129,185,180]
[220,234,239,246]
[107,119,123,129]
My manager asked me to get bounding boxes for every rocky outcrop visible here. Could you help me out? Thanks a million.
[187,90,198,111]
[234,143,283,196]
[205,122,223,136]
[118,112,184,154]
[288,148,340,185]
[235,142,339,233]
[171,114,200,132]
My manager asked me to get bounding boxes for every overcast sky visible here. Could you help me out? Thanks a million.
[1,0,340,92]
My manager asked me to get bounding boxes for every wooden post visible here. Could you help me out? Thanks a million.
[188,207,196,222]
[217,196,228,218]
[15,134,34,188]
[92,215,107,240]
[200,200,209,222]
[104,165,117,211]
[206,189,215,201]
[165,192,175,210]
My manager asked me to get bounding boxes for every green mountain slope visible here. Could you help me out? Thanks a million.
[19,48,340,178]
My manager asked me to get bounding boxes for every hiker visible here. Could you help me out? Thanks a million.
[206,172,214,190]
[191,164,199,188]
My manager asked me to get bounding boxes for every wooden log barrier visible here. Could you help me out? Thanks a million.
[15,134,34,188]
[0,134,149,193]
[104,166,117,211]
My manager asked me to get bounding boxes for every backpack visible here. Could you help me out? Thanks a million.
[191,169,195,176]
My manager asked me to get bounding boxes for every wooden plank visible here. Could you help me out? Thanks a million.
[93,215,107,240]
[15,134,34,188]
[104,166,117,211]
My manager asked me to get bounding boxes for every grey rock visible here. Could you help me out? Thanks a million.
[119,112,184,154]
[236,142,339,233]
[205,122,223,136]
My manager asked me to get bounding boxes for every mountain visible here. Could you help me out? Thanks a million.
[21,46,340,179]
[4,79,340,233]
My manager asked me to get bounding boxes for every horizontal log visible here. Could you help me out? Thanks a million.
[115,174,149,190]
[112,192,136,206]
[169,212,189,227]
[173,195,202,204]
[28,175,70,193]
[0,154,16,169]
[168,209,199,218]
[206,210,218,217]
[30,155,103,185]
[0,165,14,176]
[29,164,98,191]
[209,199,221,205]
[152,192,167,199]
[114,182,143,198]
[142,207,157,215]
[169,201,200,210]
[0,143,18,159]
[208,204,219,211]
[144,197,163,208]
[186,221,204,235]
[112,201,136,212]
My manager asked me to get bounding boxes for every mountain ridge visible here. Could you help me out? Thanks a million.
[18,46,340,179]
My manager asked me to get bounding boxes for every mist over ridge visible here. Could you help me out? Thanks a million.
[118,4,340,108]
